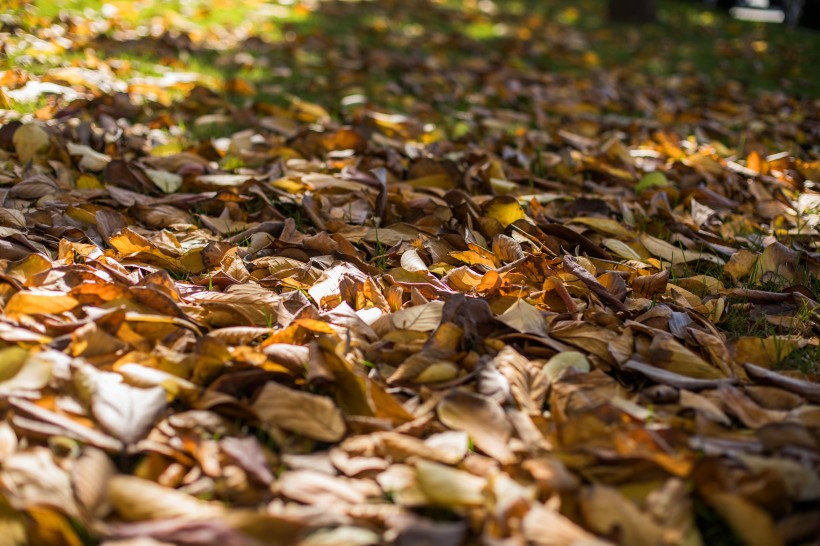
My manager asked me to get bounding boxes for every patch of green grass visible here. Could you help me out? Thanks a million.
[777,345,820,376]
[184,120,243,141]
[371,230,389,270]
[67,516,100,546]
[5,0,820,119]
[274,202,304,231]
[29,0,101,20]
[719,302,774,340]
[220,155,245,171]
[168,268,192,282]
[3,94,51,116]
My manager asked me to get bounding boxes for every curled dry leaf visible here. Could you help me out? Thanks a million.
[400,249,428,272]
[492,234,525,263]
[66,142,111,171]
[563,255,628,312]
[494,346,548,414]
[72,448,118,517]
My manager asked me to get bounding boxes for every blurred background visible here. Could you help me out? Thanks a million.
[1,0,818,125]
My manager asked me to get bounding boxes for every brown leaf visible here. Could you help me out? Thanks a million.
[108,476,223,521]
[633,269,669,298]
[12,123,49,164]
[563,255,628,312]
[415,460,487,507]
[523,504,611,546]
[493,347,548,414]
[437,390,515,464]
[703,492,783,546]
[580,485,665,546]
[498,298,547,336]
[252,381,346,442]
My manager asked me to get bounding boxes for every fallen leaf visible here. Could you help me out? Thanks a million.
[437,390,515,464]
[108,476,224,521]
[12,123,49,164]
[74,364,167,444]
[415,460,486,507]
[498,298,547,336]
[252,381,346,442]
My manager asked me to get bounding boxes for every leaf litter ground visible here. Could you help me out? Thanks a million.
[1,1,820,545]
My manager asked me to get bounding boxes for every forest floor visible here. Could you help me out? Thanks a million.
[0,1,819,545]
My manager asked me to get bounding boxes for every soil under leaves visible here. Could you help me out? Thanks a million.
[1,1,819,545]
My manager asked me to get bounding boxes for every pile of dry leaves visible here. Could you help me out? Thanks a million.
[1,1,820,545]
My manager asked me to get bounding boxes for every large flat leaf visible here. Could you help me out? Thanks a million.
[252,381,346,442]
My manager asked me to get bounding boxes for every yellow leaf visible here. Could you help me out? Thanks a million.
[386,301,444,332]
[294,318,337,334]
[26,507,84,546]
[483,196,527,227]
[639,233,724,265]
[449,250,496,269]
[405,173,455,189]
[723,249,758,282]
[0,88,11,110]
[0,347,28,383]
[570,217,637,239]
[0,493,26,546]
[6,254,52,283]
[602,238,642,260]
[443,266,484,291]
[75,173,104,189]
[0,348,52,392]
[413,361,459,383]
[4,291,79,315]
[704,492,782,546]
[731,336,806,368]
[649,334,724,379]
[65,205,98,225]
[271,177,307,193]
